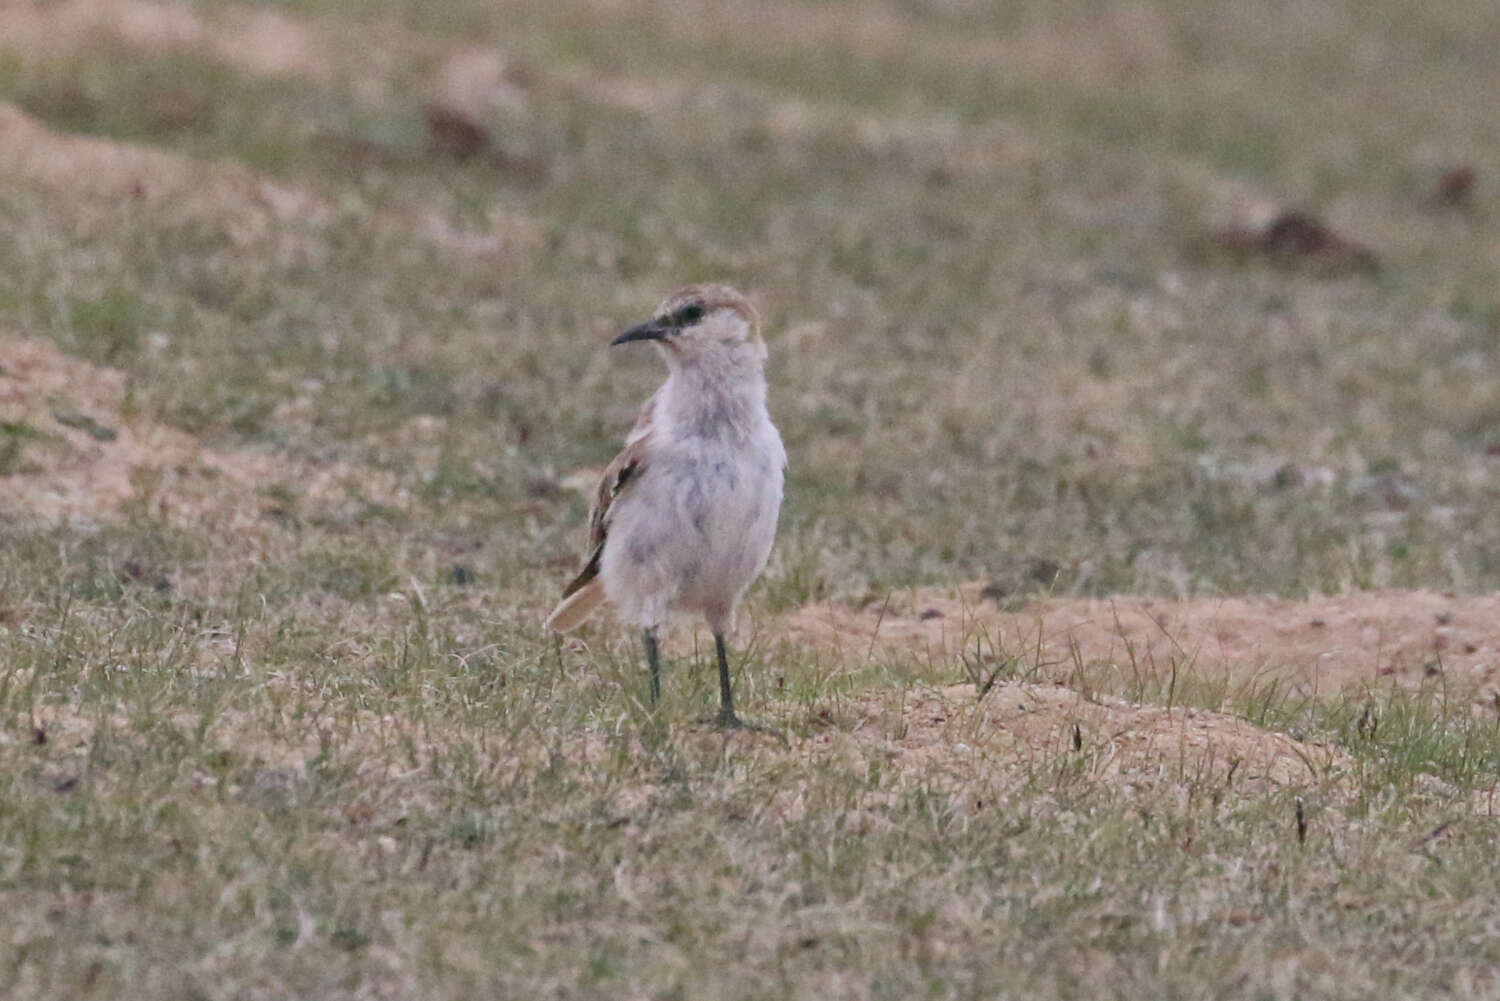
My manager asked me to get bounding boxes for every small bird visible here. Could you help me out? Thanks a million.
[545,283,787,729]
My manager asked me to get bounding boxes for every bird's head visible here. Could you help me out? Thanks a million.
[611,283,764,366]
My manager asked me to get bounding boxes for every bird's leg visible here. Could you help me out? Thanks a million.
[644,628,661,706]
[714,632,739,727]
[710,634,784,740]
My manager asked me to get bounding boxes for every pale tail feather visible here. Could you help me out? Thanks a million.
[544,579,606,632]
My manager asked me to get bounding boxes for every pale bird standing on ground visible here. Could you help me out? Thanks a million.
[545,283,787,729]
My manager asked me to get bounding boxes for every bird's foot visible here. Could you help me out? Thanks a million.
[710,709,787,743]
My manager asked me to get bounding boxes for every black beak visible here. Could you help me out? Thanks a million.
[611,321,670,346]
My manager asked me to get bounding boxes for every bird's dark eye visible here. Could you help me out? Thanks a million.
[675,303,705,326]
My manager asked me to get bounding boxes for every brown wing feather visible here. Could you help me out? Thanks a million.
[556,432,649,601]
[546,388,659,632]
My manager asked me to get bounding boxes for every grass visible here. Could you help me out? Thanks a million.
[2,0,1500,997]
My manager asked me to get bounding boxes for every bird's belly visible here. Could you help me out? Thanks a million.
[682,479,778,585]
[601,447,782,621]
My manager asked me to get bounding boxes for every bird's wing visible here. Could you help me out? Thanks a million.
[545,388,659,632]
[557,431,650,602]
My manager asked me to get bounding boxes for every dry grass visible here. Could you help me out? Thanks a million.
[3,0,1500,998]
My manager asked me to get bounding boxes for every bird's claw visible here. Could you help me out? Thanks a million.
[711,709,787,743]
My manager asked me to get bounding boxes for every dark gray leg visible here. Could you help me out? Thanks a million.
[644,629,661,706]
[714,633,740,727]
[709,635,782,739]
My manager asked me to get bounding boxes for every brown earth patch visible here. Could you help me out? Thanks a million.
[0,335,403,533]
[785,586,1500,704]
[0,101,329,245]
[786,681,1346,813]
[0,0,354,85]
[0,0,525,112]
[0,96,542,260]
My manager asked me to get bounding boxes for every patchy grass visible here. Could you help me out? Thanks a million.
[3,0,1500,997]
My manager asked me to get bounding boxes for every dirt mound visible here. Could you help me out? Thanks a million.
[0,335,401,532]
[0,0,331,83]
[842,680,1335,795]
[0,335,175,524]
[1,98,541,260]
[785,586,1500,703]
[0,101,328,247]
[679,679,1350,833]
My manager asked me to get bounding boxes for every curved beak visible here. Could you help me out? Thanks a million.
[611,320,670,346]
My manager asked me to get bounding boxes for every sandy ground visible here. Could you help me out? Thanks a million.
[0,333,405,535]
[785,584,1500,705]
[768,585,1495,803]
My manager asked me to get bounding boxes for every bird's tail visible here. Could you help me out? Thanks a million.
[544,579,606,632]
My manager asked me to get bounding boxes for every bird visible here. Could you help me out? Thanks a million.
[545,283,787,729]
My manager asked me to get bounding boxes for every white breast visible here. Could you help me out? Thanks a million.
[601,419,784,632]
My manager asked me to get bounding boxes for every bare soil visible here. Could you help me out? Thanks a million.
[786,585,1500,705]
[0,334,401,534]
